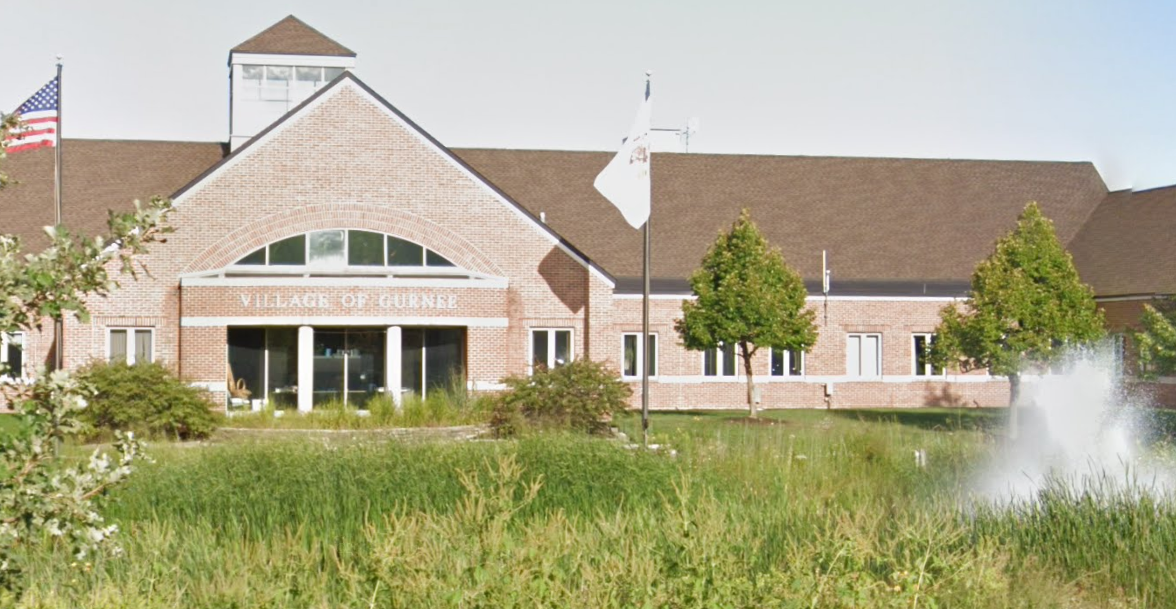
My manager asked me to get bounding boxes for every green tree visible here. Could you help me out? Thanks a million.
[676,209,818,417]
[1133,298,1176,378]
[932,202,1104,414]
[0,112,173,592]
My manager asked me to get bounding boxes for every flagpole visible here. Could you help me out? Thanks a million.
[641,71,652,448]
[53,56,64,372]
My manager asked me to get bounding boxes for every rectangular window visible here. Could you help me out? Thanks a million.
[109,328,153,365]
[1,332,25,380]
[770,347,804,376]
[295,66,323,82]
[912,334,943,376]
[347,230,385,266]
[242,65,264,81]
[387,237,424,266]
[846,333,881,378]
[622,333,658,378]
[703,343,736,377]
[265,65,291,82]
[530,329,572,373]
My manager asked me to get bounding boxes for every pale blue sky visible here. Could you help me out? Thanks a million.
[3,0,1174,191]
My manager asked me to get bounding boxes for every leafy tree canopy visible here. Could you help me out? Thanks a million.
[932,202,1104,384]
[1133,299,1176,379]
[0,111,173,591]
[675,209,817,415]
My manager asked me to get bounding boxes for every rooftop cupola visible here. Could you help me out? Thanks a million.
[228,16,357,150]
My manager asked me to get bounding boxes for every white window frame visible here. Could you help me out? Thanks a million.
[107,327,155,365]
[621,332,658,380]
[1,332,26,381]
[911,333,944,377]
[846,333,882,378]
[702,343,738,377]
[529,328,574,374]
[769,347,804,377]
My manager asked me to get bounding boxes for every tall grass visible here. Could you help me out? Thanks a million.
[222,387,492,430]
[14,409,1176,607]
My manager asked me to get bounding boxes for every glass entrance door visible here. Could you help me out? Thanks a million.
[313,328,386,408]
[401,327,466,399]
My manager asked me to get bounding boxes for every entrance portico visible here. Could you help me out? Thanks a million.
[225,323,469,412]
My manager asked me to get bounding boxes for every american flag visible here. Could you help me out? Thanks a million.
[5,77,59,154]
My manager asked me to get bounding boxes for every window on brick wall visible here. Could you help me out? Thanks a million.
[231,230,463,277]
[1,332,25,380]
[703,343,737,377]
[622,333,657,379]
[912,334,943,376]
[530,329,572,373]
[770,347,804,377]
[846,333,881,378]
[109,328,153,365]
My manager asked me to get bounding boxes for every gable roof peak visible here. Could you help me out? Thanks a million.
[230,15,356,58]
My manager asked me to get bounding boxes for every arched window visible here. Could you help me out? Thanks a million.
[230,230,462,276]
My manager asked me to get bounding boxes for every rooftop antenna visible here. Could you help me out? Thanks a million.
[651,116,700,152]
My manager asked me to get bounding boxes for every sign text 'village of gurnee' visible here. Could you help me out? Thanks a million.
[237,292,459,310]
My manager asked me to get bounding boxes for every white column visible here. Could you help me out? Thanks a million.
[298,325,314,413]
[386,326,402,409]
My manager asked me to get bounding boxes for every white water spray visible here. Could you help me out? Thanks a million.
[976,343,1171,504]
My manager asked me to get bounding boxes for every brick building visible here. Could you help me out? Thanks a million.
[3,16,1173,410]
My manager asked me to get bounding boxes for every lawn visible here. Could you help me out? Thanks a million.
[11,408,1176,608]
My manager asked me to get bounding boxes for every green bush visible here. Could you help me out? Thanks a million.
[77,360,220,440]
[491,359,631,437]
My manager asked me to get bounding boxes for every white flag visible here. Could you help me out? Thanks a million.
[594,80,651,229]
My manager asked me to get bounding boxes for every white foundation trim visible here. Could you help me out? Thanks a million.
[654,374,1002,384]
[471,381,507,391]
[182,315,509,328]
[612,294,964,303]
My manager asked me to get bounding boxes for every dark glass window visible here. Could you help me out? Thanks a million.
[771,348,803,376]
[623,335,638,377]
[532,331,549,371]
[348,230,384,266]
[426,250,456,267]
[269,235,306,265]
[4,333,23,378]
[387,237,424,266]
[914,335,941,376]
[721,343,736,376]
[238,247,266,265]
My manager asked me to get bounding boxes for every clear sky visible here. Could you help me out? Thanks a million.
[4,0,1175,191]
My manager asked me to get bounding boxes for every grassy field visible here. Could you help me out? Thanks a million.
[11,408,1176,608]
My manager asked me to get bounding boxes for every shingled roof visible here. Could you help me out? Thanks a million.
[453,149,1110,288]
[1069,186,1176,297]
[0,138,1144,297]
[230,15,355,57]
[0,140,226,249]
